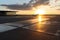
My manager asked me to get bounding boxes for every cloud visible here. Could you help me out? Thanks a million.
[1,0,49,10]
[1,4,32,10]
[29,0,49,7]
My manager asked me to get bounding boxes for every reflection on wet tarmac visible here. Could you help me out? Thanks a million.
[0,15,58,40]
[25,15,60,35]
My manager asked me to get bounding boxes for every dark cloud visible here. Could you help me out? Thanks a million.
[1,4,32,10]
[32,0,49,7]
[1,0,49,10]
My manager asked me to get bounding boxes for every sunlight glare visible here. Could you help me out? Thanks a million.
[35,9,46,15]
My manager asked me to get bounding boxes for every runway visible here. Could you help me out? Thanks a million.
[0,15,59,40]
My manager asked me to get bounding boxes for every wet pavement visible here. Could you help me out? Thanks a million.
[0,15,60,40]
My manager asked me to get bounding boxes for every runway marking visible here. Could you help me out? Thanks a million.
[0,24,17,32]
[0,19,37,32]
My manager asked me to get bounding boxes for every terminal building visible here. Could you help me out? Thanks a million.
[0,6,18,15]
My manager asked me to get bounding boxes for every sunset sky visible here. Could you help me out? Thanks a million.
[0,0,60,15]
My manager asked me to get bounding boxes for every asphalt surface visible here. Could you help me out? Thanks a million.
[0,27,57,40]
[0,15,59,40]
[0,15,36,24]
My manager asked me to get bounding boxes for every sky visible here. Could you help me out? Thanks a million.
[49,0,60,9]
[0,0,30,4]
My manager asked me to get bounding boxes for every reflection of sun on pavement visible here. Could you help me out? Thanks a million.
[35,13,50,32]
[38,15,42,22]
[36,23,45,32]
[36,15,46,32]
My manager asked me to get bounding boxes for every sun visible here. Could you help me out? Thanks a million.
[35,9,46,22]
[35,9,46,15]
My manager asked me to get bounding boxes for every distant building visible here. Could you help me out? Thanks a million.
[0,6,18,15]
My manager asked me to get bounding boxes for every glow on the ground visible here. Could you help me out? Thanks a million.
[37,15,43,22]
[36,15,46,32]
